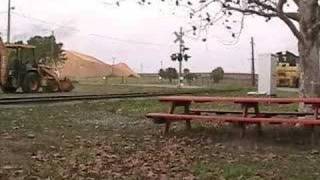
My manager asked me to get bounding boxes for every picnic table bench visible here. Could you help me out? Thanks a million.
[146,96,320,140]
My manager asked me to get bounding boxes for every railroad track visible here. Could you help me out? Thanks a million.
[0,92,194,105]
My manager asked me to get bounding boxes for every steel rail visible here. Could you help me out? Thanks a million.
[0,92,195,105]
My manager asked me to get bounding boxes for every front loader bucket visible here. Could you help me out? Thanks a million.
[59,78,74,92]
[39,65,74,92]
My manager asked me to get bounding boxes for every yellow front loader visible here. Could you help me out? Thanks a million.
[0,37,73,93]
[276,62,300,88]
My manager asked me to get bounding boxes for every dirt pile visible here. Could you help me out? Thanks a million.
[112,63,140,77]
[59,51,139,79]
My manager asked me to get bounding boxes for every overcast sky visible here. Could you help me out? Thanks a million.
[0,0,298,73]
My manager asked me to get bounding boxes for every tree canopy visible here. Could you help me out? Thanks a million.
[27,35,65,65]
[183,68,197,85]
[158,68,166,79]
[211,67,224,83]
[129,1,318,43]
[159,67,179,83]
[13,35,66,66]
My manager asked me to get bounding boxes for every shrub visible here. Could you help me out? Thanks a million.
[211,67,224,83]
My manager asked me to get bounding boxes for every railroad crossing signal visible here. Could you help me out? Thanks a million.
[183,47,190,51]
[174,27,185,44]
[170,53,178,61]
[170,53,191,62]
[184,54,191,61]
[171,27,192,88]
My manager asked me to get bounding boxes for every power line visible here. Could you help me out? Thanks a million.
[88,34,166,47]
[10,11,170,47]
[12,12,79,32]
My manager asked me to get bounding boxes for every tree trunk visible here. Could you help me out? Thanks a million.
[298,0,320,98]
[298,39,320,98]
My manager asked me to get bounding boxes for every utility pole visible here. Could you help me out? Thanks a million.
[51,31,55,65]
[250,37,256,86]
[160,60,163,69]
[7,0,12,43]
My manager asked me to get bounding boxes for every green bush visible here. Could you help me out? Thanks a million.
[211,67,224,83]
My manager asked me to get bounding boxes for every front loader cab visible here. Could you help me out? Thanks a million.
[3,44,41,93]
[6,44,37,67]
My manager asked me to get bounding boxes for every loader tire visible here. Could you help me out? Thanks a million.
[22,72,40,93]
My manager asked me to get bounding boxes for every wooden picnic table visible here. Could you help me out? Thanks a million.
[147,96,320,139]
[159,96,320,118]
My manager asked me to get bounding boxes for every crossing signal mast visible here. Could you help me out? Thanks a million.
[171,27,191,87]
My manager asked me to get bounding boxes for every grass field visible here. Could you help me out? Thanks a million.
[73,75,254,88]
[0,76,252,98]
[2,82,319,179]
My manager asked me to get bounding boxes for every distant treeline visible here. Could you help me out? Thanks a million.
[140,72,257,80]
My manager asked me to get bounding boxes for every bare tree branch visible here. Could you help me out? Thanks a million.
[292,0,300,6]
[219,0,302,40]
[276,0,303,41]
[251,0,277,12]
[192,0,216,14]
[285,12,300,21]
[224,4,278,18]
[117,0,306,42]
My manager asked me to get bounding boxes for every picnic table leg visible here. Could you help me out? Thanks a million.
[311,105,319,144]
[240,105,248,138]
[314,106,319,119]
[164,103,176,134]
[184,103,191,130]
[254,104,263,136]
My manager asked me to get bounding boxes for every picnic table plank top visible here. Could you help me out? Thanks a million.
[159,96,320,104]
[146,113,320,124]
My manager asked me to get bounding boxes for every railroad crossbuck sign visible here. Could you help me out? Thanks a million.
[174,30,184,44]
